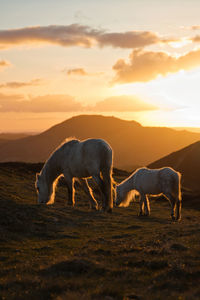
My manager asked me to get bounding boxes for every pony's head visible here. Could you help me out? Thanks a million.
[35,173,54,204]
[115,185,135,207]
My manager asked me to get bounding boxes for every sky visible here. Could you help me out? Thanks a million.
[1,0,200,132]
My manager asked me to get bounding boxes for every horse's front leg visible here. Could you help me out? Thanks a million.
[138,193,145,216]
[64,173,75,206]
[78,178,98,210]
[144,195,150,216]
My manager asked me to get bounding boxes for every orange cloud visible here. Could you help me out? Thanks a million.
[90,95,157,112]
[65,67,103,77]
[0,79,42,88]
[112,48,200,83]
[190,25,200,30]
[0,93,157,113]
[67,68,88,76]
[0,94,83,112]
[0,24,174,50]
[0,59,11,69]
[190,35,200,42]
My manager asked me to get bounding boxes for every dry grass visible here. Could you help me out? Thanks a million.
[0,162,200,300]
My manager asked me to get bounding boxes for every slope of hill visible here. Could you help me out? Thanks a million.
[0,114,200,170]
[148,141,200,192]
[0,133,30,146]
[0,133,29,140]
[0,162,200,299]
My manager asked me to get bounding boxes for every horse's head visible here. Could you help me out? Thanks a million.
[35,173,51,204]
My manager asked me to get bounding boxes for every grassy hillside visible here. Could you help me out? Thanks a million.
[0,115,200,170]
[148,141,200,192]
[0,163,200,299]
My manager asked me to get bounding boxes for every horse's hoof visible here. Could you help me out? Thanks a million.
[171,216,176,221]
[138,212,144,217]
[91,206,98,211]
[144,213,150,217]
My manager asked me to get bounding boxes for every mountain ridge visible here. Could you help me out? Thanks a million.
[0,114,199,170]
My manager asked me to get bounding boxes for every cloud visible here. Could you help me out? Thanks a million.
[97,31,161,48]
[67,68,88,76]
[89,95,158,112]
[65,67,103,77]
[0,78,42,89]
[190,35,200,43]
[0,59,11,69]
[0,24,175,50]
[190,25,200,30]
[0,93,157,113]
[0,94,84,112]
[112,48,200,83]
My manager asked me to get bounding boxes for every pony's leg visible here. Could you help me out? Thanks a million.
[64,174,75,206]
[176,197,182,221]
[165,193,176,221]
[138,194,145,216]
[144,195,150,216]
[176,200,181,221]
[78,178,98,210]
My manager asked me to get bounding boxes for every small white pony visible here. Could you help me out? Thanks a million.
[115,167,182,221]
[35,138,113,213]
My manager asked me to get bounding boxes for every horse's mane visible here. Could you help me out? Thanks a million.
[60,137,80,147]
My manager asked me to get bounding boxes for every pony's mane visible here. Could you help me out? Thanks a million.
[118,190,136,207]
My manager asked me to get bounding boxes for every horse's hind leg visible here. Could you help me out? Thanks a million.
[101,170,113,213]
[138,193,145,216]
[165,193,176,221]
[64,173,75,206]
[176,194,182,221]
[78,178,98,210]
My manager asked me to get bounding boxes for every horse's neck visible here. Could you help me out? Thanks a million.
[42,154,61,186]
[120,174,136,193]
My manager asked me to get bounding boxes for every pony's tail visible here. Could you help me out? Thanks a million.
[179,173,182,201]
[176,171,182,202]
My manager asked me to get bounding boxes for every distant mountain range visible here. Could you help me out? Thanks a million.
[0,115,200,170]
[0,133,29,145]
[148,141,200,192]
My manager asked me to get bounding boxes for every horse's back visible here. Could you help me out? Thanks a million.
[81,138,113,168]
[61,138,112,177]
[134,167,175,194]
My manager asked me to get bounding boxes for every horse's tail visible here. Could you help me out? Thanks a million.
[173,170,182,221]
[101,143,114,212]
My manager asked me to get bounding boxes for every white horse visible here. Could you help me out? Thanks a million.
[35,138,113,213]
[115,167,182,221]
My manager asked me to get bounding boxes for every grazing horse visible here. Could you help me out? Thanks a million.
[35,138,113,212]
[115,167,182,221]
